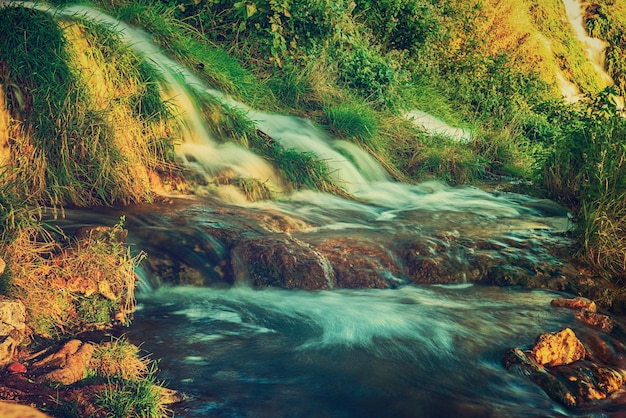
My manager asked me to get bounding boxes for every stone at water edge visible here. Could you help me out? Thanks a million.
[575,310,614,332]
[530,328,586,367]
[551,297,597,313]
[0,401,51,418]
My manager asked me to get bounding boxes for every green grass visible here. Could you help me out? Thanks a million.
[96,368,169,418]
[106,1,275,109]
[325,102,379,141]
[585,0,626,95]
[0,7,180,207]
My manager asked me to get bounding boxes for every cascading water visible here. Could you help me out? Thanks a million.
[5,2,624,417]
[562,0,614,88]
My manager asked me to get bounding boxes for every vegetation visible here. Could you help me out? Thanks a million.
[585,0,626,95]
[543,93,626,282]
[2,218,140,339]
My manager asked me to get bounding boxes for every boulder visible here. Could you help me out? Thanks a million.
[34,340,95,385]
[530,328,586,367]
[314,238,402,288]
[232,236,336,289]
[0,298,26,367]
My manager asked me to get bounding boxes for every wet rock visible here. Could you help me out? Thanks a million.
[232,236,336,289]
[315,238,401,288]
[0,401,50,418]
[0,298,26,367]
[575,310,614,332]
[530,328,586,367]
[551,297,597,312]
[504,347,577,406]
[581,333,622,366]
[6,362,26,374]
[507,323,626,408]
[34,340,95,385]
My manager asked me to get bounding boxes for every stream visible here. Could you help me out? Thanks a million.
[6,1,625,416]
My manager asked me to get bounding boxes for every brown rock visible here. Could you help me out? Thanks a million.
[531,328,586,367]
[0,401,51,418]
[551,297,597,313]
[315,238,400,288]
[34,340,95,385]
[232,236,336,289]
[575,310,614,332]
[158,386,185,404]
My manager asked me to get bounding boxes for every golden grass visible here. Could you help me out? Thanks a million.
[91,337,150,381]
[4,222,141,339]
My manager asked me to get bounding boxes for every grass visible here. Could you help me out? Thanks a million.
[0,6,182,208]
[407,136,487,185]
[97,369,169,418]
[105,1,275,109]
[90,336,150,381]
[324,102,379,142]
[3,218,141,339]
[528,0,607,96]
[585,0,626,95]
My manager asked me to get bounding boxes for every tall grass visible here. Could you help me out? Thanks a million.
[0,7,180,207]
[543,96,626,282]
[104,1,275,109]
[4,219,141,339]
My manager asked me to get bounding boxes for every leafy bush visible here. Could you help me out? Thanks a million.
[353,0,441,51]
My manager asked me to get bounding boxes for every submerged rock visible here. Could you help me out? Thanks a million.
[575,310,614,332]
[551,296,597,312]
[232,236,336,289]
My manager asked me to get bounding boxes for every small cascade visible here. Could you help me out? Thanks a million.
[404,109,472,142]
[562,0,614,88]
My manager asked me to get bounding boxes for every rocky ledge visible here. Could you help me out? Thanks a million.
[506,297,626,410]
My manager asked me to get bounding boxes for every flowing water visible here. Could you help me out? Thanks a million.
[5,2,624,416]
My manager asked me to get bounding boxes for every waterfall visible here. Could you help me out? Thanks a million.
[561,0,614,88]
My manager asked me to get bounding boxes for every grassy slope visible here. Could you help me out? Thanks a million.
[1,0,625,299]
